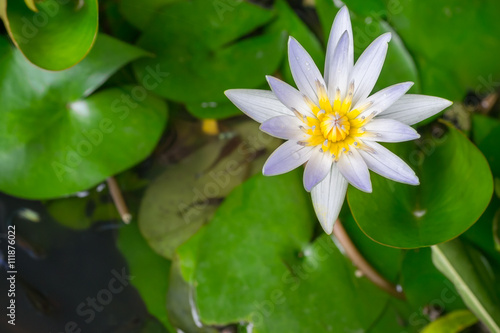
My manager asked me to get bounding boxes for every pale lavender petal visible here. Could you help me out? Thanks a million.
[327,31,352,102]
[349,33,391,106]
[363,118,420,142]
[356,82,413,117]
[225,89,292,123]
[359,141,419,185]
[311,163,348,234]
[337,147,372,192]
[288,37,326,103]
[325,6,353,89]
[260,115,307,140]
[303,148,333,192]
[266,76,315,117]
[378,94,453,125]
[263,140,313,176]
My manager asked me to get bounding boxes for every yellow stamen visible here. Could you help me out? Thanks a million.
[316,80,332,113]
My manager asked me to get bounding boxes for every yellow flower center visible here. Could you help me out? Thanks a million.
[295,82,373,159]
[320,112,351,142]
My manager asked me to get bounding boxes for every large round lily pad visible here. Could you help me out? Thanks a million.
[348,122,493,248]
[2,0,99,70]
[0,34,168,199]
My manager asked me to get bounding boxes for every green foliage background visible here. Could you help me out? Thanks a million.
[1,0,500,332]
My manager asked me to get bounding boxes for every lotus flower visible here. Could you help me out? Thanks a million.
[225,6,452,233]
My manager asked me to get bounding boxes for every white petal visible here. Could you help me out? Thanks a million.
[327,31,352,102]
[337,148,372,192]
[225,89,292,123]
[311,163,348,234]
[303,148,333,192]
[349,33,391,106]
[325,6,353,89]
[363,118,420,142]
[356,82,413,117]
[260,115,306,140]
[378,94,453,125]
[288,37,326,103]
[266,76,315,117]
[263,140,313,176]
[359,141,419,185]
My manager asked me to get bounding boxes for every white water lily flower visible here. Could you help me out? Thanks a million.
[225,6,452,234]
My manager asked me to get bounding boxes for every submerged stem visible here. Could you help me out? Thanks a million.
[333,219,405,300]
[107,177,132,224]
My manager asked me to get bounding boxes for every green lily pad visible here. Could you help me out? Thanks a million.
[2,0,99,70]
[0,34,168,199]
[462,196,500,266]
[471,114,500,146]
[177,171,389,332]
[132,0,285,109]
[342,212,402,283]
[401,248,464,313]
[348,122,493,248]
[386,0,500,100]
[100,0,140,43]
[185,100,242,120]
[119,0,180,31]
[341,0,387,18]
[477,124,500,178]
[270,0,324,85]
[186,0,323,120]
[494,209,500,252]
[368,299,421,333]
[138,121,281,259]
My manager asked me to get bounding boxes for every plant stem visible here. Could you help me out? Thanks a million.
[107,177,132,224]
[333,219,405,300]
